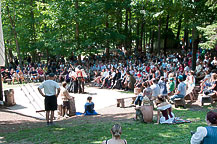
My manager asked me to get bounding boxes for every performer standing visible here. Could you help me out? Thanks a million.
[76,65,87,94]
[38,73,60,126]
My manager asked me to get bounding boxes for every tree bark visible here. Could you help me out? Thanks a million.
[4,40,8,68]
[136,21,140,53]
[184,28,189,54]
[124,7,129,54]
[192,27,199,70]
[140,21,144,53]
[75,0,81,65]
[150,30,154,54]
[157,19,161,55]
[164,14,169,55]
[6,6,23,68]
[105,14,109,60]
[30,0,36,63]
[176,16,182,41]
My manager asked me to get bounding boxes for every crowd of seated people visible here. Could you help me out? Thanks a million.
[1,49,217,98]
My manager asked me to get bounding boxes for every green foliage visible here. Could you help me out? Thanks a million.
[198,23,217,49]
[1,0,216,60]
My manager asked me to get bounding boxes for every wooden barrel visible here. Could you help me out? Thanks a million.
[4,89,16,106]
[140,105,153,123]
[134,87,141,95]
[69,97,76,116]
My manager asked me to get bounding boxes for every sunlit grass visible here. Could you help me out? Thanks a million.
[1,106,214,144]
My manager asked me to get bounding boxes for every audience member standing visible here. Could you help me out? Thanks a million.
[38,73,60,126]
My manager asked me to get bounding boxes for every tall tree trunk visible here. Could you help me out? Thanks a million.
[42,0,49,63]
[30,0,36,63]
[75,0,81,64]
[7,40,13,60]
[124,7,129,55]
[184,28,189,54]
[157,19,161,55]
[136,21,140,53]
[143,31,146,54]
[116,6,122,49]
[4,40,8,68]
[192,27,199,70]
[105,14,109,60]
[140,21,144,53]
[176,16,182,41]
[150,30,154,54]
[128,8,132,55]
[6,6,23,68]
[164,14,169,56]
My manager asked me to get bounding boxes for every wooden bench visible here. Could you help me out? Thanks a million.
[200,95,213,106]
[117,96,136,108]
[174,98,186,108]
[6,79,12,85]
[198,93,217,106]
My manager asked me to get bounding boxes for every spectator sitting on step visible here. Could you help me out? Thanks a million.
[199,70,211,94]
[102,124,127,144]
[158,77,168,97]
[168,77,175,95]
[123,71,136,91]
[84,96,98,115]
[150,78,160,100]
[170,75,186,102]
[191,111,217,144]
[203,73,217,95]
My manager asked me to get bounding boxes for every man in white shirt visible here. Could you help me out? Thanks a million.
[38,73,60,126]
[150,79,160,99]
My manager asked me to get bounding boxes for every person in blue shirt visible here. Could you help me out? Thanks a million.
[84,96,98,115]
[191,111,217,144]
[170,75,186,101]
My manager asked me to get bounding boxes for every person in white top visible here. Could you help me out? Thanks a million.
[38,73,60,126]
[150,79,160,99]
[191,111,217,144]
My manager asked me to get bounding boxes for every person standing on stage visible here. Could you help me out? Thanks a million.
[76,65,87,93]
[38,73,60,126]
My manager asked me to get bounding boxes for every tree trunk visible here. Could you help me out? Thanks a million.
[157,19,161,55]
[192,27,199,70]
[140,21,144,53]
[176,16,182,41]
[7,40,13,60]
[4,40,8,68]
[105,14,109,60]
[184,28,189,55]
[164,14,169,56]
[128,8,132,55]
[75,0,81,65]
[143,31,146,54]
[136,21,140,53]
[124,7,129,54]
[30,0,36,63]
[150,30,154,54]
[6,6,23,68]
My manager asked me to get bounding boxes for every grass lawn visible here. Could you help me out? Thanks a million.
[1,105,216,144]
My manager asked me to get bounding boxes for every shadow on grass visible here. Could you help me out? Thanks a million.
[0,105,215,144]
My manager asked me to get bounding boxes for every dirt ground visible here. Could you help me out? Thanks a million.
[0,89,215,134]
[0,99,136,133]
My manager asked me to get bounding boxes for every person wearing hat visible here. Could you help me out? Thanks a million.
[170,75,186,102]
[168,77,175,95]
[38,73,60,126]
